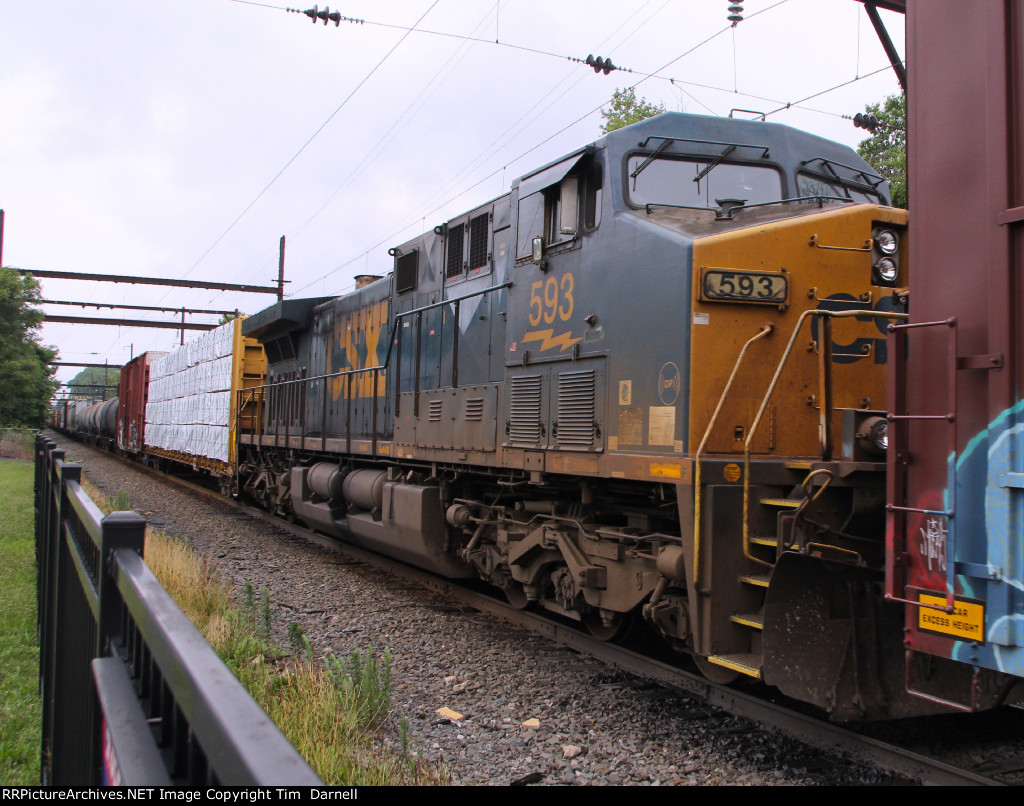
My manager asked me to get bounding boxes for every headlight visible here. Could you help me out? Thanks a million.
[856,416,888,457]
[874,257,898,284]
[873,228,899,255]
[869,418,888,452]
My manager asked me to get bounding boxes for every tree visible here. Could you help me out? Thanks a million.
[857,92,906,208]
[66,366,120,399]
[600,87,665,134]
[0,267,59,426]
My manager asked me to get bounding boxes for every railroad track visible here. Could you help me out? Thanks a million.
[58,435,1014,786]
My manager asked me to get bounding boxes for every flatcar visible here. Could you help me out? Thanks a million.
[231,109,999,722]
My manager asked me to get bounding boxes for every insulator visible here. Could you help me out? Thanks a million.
[585,54,616,75]
[728,2,744,24]
[316,6,341,26]
[287,6,341,26]
[854,112,880,133]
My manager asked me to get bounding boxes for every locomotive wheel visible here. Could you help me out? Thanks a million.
[503,582,530,610]
[583,609,632,642]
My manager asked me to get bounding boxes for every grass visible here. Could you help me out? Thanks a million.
[0,461,42,784]
[86,481,446,786]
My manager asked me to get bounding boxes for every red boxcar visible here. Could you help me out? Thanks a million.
[887,0,1024,711]
[117,352,166,455]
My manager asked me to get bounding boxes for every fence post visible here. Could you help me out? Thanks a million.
[96,511,145,657]
[45,459,94,786]
[38,446,65,785]
[35,438,54,657]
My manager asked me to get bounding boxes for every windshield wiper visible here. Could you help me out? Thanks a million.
[800,157,884,192]
[630,139,673,186]
[715,195,856,220]
[693,145,736,184]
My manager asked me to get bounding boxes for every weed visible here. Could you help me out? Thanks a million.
[287,622,313,661]
[112,489,131,511]
[243,580,255,624]
[324,648,393,729]
[261,586,272,639]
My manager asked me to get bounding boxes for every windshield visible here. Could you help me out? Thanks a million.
[796,171,883,204]
[627,155,783,210]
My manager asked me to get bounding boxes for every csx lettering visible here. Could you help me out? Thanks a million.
[813,293,903,365]
[529,273,575,326]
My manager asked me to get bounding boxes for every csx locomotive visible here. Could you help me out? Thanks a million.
[234,110,960,721]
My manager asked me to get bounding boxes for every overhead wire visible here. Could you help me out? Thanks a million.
[228,0,839,299]
[198,0,896,302]
[162,0,443,309]
[292,0,899,298]
[291,0,673,296]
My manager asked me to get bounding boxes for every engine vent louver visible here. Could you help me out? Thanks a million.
[508,374,543,445]
[556,369,596,447]
[464,397,484,422]
[427,398,443,422]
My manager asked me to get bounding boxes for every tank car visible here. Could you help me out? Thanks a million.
[235,110,1023,721]
[78,397,119,445]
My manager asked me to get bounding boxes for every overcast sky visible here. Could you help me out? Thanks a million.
[2,0,905,388]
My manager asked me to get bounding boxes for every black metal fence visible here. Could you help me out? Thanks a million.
[34,434,322,786]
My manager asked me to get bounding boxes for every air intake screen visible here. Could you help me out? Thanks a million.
[396,250,418,293]
[446,223,465,278]
[468,213,489,270]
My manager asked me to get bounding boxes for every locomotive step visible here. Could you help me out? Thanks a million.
[707,653,762,679]
[739,574,771,588]
[730,613,764,630]
[759,497,803,508]
[750,535,794,548]
[784,460,814,470]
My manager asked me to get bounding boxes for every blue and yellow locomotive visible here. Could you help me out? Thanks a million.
[236,111,970,721]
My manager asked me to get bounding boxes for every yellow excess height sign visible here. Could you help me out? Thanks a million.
[917,592,985,643]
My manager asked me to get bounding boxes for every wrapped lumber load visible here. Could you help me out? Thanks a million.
[145,318,266,476]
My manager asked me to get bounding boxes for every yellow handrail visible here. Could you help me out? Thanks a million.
[741,309,909,566]
[692,323,774,587]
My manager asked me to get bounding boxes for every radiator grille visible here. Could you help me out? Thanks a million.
[508,374,543,445]
[446,223,465,278]
[464,397,484,422]
[556,369,596,447]
[396,250,418,293]
[468,213,489,270]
